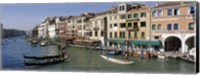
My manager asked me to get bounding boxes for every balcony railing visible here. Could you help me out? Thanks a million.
[126,27,139,31]
[85,27,92,30]
[93,27,99,31]
[126,18,140,22]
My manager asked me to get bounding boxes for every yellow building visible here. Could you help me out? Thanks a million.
[106,3,151,49]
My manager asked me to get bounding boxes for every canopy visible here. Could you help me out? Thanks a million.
[131,40,161,46]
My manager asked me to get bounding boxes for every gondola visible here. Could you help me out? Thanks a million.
[23,52,66,59]
[24,53,68,66]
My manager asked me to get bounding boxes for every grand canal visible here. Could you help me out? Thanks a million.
[2,37,196,73]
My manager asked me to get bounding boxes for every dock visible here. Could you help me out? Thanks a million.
[164,51,195,63]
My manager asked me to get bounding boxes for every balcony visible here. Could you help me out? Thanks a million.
[126,18,140,22]
[126,27,139,31]
[85,27,92,30]
[93,27,99,31]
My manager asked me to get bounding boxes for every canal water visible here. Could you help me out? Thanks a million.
[1,37,196,73]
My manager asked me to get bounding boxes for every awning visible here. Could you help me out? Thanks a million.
[107,39,125,44]
[131,40,161,46]
[146,40,161,46]
[131,40,147,45]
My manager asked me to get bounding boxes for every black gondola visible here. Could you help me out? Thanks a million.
[23,52,66,59]
[24,52,68,66]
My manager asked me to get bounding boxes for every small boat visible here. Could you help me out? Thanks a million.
[106,51,122,56]
[100,55,133,65]
[40,41,48,46]
[158,55,166,59]
[31,40,38,44]
[24,53,68,66]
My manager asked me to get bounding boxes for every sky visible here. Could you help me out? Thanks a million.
[1,2,159,31]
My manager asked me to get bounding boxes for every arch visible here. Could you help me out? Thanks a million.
[164,36,181,51]
[185,36,195,51]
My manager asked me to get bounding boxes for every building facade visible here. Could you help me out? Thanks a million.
[46,17,57,38]
[66,16,78,38]
[106,3,152,49]
[32,2,197,54]
[76,13,95,38]
[56,16,68,38]
[151,2,196,53]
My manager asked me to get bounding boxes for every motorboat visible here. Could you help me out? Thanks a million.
[100,55,133,65]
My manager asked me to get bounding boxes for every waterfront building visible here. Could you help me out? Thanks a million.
[66,16,78,38]
[89,9,112,46]
[76,13,95,38]
[46,17,57,39]
[151,2,196,53]
[56,16,68,39]
[38,23,47,38]
[125,3,151,40]
[106,3,152,50]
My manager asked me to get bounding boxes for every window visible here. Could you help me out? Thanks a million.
[141,12,146,18]
[95,21,97,25]
[189,6,195,14]
[140,22,146,27]
[119,6,122,11]
[101,31,104,36]
[152,11,156,17]
[77,19,82,23]
[141,32,145,38]
[95,31,98,37]
[120,15,126,19]
[127,14,132,19]
[167,24,172,30]
[174,8,179,15]
[157,24,162,30]
[174,23,179,30]
[114,16,117,20]
[114,23,117,27]
[188,22,194,30]
[167,9,172,16]
[152,24,156,30]
[110,16,112,20]
[110,24,112,28]
[120,32,125,38]
[128,23,132,27]
[122,6,125,11]
[133,22,138,28]
[90,31,92,36]
[128,32,131,38]
[119,6,125,11]
[110,32,112,38]
[115,32,117,38]
[134,32,137,38]
[158,10,162,17]
[83,25,85,29]
[120,23,126,28]
[133,13,138,18]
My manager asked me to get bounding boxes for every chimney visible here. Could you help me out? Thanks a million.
[155,2,160,6]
